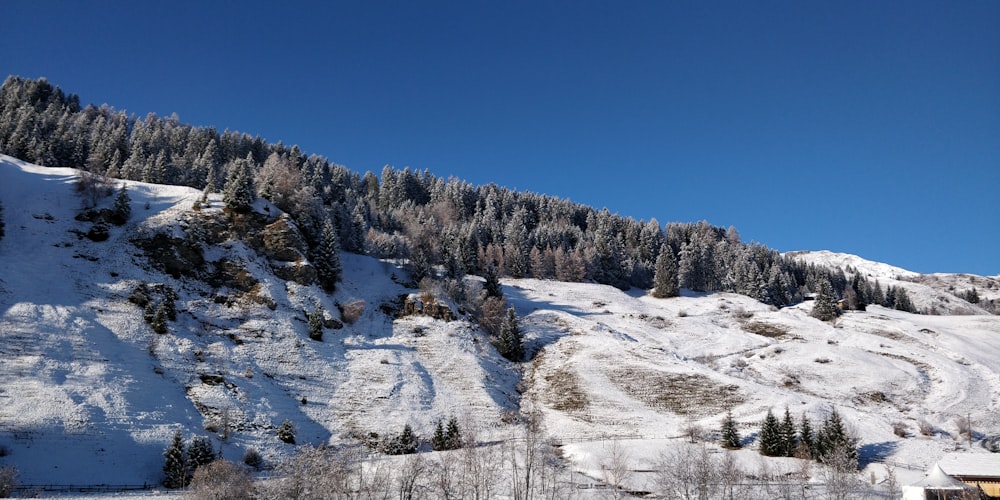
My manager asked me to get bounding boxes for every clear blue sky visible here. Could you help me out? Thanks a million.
[2,1,997,275]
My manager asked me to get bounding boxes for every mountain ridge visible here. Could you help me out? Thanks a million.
[1,154,998,495]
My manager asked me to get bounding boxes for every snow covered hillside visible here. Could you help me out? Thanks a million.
[1,154,998,492]
[786,250,999,315]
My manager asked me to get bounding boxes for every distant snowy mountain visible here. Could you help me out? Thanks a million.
[786,250,999,316]
[1,154,998,494]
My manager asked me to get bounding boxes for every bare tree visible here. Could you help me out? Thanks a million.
[430,450,461,500]
[459,419,502,500]
[0,465,16,498]
[602,439,633,498]
[186,459,253,500]
[883,463,899,500]
[395,452,428,500]
[653,444,717,500]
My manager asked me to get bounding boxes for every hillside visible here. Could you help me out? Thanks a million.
[1,153,999,495]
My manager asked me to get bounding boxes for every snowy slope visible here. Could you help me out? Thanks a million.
[0,154,521,486]
[1,154,999,492]
[787,250,999,315]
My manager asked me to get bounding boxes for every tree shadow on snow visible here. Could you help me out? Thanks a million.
[858,441,899,468]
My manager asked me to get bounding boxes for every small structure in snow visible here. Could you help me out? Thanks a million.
[901,464,980,500]
[937,453,1000,498]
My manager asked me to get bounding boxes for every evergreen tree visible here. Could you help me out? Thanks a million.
[811,277,839,321]
[431,419,447,451]
[651,243,679,298]
[222,154,255,213]
[277,419,295,444]
[162,430,188,489]
[307,307,324,341]
[720,410,742,449]
[445,415,462,450]
[151,303,169,334]
[163,286,178,321]
[893,287,916,313]
[187,436,216,471]
[314,219,342,292]
[390,424,418,455]
[483,263,503,298]
[497,307,524,361]
[758,409,783,457]
[817,408,856,465]
[798,413,815,459]
[111,184,131,225]
[779,407,797,457]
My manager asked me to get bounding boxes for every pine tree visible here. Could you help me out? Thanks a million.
[817,408,856,466]
[720,410,742,449]
[779,407,797,457]
[445,415,462,450]
[431,419,447,451]
[163,286,178,321]
[314,219,342,292]
[797,413,815,459]
[111,184,131,225]
[811,277,839,321]
[187,436,216,472]
[162,430,188,489]
[308,307,324,341]
[652,243,679,298]
[483,263,503,298]
[758,409,783,457]
[151,303,169,334]
[277,419,295,444]
[893,287,915,313]
[396,424,418,454]
[497,307,524,361]
[222,154,255,213]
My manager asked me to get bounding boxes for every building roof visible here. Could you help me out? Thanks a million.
[909,465,974,490]
[938,453,1000,478]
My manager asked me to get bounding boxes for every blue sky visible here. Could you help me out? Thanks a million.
[2,1,997,275]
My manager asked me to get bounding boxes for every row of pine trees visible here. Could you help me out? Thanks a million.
[0,76,923,312]
[721,407,858,467]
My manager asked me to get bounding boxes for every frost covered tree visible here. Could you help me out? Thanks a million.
[432,419,447,451]
[308,306,324,341]
[811,278,839,321]
[720,410,741,449]
[445,415,462,450]
[111,184,131,225]
[187,435,216,471]
[277,419,296,444]
[758,409,783,457]
[163,430,188,489]
[497,307,524,362]
[222,153,255,213]
[314,219,342,292]
[652,243,679,298]
[780,407,797,457]
[483,263,503,298]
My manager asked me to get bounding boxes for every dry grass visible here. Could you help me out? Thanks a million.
[609,368,743,417]
[544,367,589,412]
[742,321,789,338]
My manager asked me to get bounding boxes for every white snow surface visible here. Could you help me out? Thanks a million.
[1,154,999,494]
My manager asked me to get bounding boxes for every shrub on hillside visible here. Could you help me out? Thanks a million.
[339,299,365,325]
[0,465,16,498]
[186,459,252,500]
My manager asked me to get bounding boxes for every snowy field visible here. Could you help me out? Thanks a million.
[1,154,998,497]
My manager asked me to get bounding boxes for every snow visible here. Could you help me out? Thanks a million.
[1,154,999,496]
